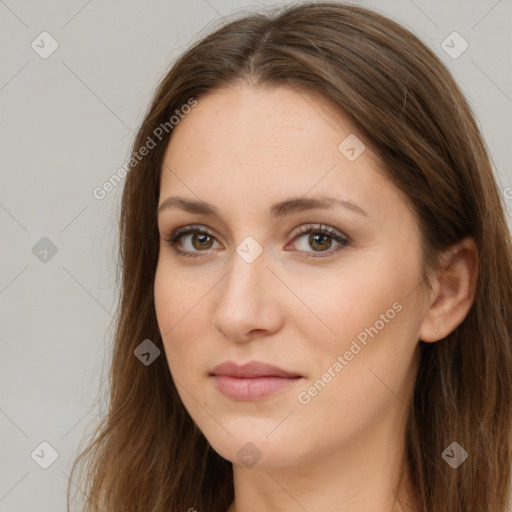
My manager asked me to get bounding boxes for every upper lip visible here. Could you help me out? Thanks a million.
[210,360,302,378]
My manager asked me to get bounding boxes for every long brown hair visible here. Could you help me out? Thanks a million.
[67,2,512,511]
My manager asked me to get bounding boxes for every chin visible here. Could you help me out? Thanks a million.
[203,428,301,470]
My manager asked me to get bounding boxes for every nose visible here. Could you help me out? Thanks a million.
[212,247,284,343]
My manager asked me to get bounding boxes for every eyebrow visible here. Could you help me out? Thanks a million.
[157,194,368,218]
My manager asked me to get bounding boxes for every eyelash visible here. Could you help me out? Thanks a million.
[162,223,350,259]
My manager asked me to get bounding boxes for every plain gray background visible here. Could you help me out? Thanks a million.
[1,0,511,510]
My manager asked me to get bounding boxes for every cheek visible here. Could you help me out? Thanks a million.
[290,246,422,396]
[154,262,200,374]
[289,298,419,459]
[283,259,414,354]
[154,257,211,337]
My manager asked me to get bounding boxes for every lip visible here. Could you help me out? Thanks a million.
[211,360,302,379]
[210,361,303,400]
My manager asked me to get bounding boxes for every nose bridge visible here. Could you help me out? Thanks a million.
[221,239,269,307]
[213,238,281,340]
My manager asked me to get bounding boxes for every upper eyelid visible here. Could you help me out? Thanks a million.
[165,223,345,237]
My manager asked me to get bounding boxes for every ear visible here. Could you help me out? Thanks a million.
[419,237,479,343]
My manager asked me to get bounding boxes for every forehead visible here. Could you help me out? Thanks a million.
[164,84,375,164]
[159,85,404,222]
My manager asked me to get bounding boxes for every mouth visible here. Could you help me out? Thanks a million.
[209,360,304,401]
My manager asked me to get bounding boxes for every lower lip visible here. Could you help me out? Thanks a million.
[211,375,302,400]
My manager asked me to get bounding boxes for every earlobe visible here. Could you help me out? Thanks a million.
[418,237,479,343]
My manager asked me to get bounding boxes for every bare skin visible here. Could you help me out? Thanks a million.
[154,84,478,512]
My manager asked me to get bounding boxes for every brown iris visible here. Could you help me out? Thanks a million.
[309,233,332,251]
[192,233,214,250]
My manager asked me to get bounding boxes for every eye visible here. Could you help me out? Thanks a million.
[162,223,350,259]
[162,225,220,258]
[287,223,349,258]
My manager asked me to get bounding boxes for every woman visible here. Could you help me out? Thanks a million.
[68,2,512,511]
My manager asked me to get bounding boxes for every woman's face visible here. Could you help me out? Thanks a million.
[154,84,428,469]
